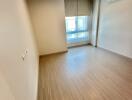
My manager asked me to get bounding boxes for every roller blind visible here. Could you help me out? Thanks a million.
[65,0,91,17]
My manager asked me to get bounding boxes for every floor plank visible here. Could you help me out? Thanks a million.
[39,46,132,100]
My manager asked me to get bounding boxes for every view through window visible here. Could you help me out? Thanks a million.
[65,16,89,44]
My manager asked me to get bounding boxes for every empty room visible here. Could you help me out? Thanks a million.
[0,0,132,100]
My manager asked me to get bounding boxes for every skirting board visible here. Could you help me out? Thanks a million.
[40,50,68,58]
[98,47,132,60]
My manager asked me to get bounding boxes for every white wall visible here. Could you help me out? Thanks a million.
[27,0,67,55]
[98,0,132,58]
[0,0,39,100]
[91,0,99,46]
[92,0,132,58]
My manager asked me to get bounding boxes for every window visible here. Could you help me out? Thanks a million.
[65,16,89,44]
[66,16,88,34]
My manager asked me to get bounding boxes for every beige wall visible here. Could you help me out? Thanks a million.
[0,72,15,100]
[0,0,39,100]
[92,0,132,58]
[27,0,67,55]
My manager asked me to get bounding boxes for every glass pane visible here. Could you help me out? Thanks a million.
[65,17,76,33]
[65,16,89,44]
[77,16,88,32]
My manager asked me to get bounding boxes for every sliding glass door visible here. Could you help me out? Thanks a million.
[64,0,91,47]
[65,16,89,46]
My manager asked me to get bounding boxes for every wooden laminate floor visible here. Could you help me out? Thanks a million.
[39,46,132,100]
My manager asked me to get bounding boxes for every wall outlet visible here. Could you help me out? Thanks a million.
[21,49,28,61]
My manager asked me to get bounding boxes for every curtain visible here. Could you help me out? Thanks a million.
[64,0,91,17]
